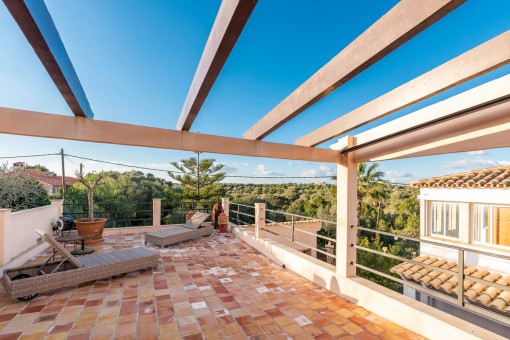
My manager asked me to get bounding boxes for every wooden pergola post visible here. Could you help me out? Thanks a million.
[336,136,358,277]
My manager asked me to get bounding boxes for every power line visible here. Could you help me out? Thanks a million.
[64,154,334,179]
[0,151,413,183]
[0,153,59,159]
[66,154,185,175]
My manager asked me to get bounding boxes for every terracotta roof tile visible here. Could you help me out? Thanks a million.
[391,257,510,316]
[411,165,510,189]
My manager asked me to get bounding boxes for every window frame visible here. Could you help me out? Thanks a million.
[472,203,510,249]
[428,201,460,240]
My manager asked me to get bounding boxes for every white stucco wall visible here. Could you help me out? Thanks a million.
[0,205,56,268]
[419,188,510,205]
[418,187,510,273]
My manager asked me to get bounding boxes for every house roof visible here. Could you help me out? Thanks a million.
[410,166,510,189]
[390,255,510,316]
[23,170,78,187]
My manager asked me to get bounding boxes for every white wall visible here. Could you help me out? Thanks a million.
[420,188,510,205]
[419,188,510,273]
[0,204,56,270]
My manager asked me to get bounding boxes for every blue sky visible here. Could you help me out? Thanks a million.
[1,1,510,184]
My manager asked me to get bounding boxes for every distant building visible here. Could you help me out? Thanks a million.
[12,162,77,195]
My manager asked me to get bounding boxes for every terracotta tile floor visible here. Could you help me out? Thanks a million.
[0,231,426,339]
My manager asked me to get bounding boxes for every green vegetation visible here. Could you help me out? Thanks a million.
[168,154,226,202]
[64,170,173,227]
[0,166,50,211]
[60,161,419,292]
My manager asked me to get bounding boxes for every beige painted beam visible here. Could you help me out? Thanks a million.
[353,74,510,146]
[297,30,510,147]
[176,0,257,131]
[0,107,339,163]
[352,99,510,162]
[244,0,465,140]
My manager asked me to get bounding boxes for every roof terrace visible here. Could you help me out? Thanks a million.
[0,230,423,339]
[1,0,510,338]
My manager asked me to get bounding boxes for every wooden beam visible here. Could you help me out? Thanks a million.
[176,0,257,130]
[244,0,465,140]
[351,98,510,162]
[354,74,510,147]
[0,107,339,163]
[3,0,94,118]
[297,30,510,147]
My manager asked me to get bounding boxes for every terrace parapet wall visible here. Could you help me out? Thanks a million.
[0,202,58,271]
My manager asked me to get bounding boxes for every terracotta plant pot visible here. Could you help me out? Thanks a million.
[75,218,107,244]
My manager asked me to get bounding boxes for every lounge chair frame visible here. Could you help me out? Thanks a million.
[2,230,158,300]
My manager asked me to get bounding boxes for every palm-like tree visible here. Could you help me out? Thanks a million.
[357,163,387,229]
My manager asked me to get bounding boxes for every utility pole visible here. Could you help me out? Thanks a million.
[60,148,66,199]
[80,163,83,177]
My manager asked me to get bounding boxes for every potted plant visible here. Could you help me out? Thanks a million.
[74,170,107,244]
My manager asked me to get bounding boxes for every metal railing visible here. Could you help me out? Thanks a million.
[353,226,510,325]
[63,201,153,228]
[161,200,214,225]
[229,203,255,227]
[229,202,337,264]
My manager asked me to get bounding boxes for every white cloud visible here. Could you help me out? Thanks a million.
[442,158,499,169]
[221,165,238,173]
[253,164,283,176]
[385,171,413,178]
[301,165,335,177]
[467,150,488,156]
[441,150,510,170]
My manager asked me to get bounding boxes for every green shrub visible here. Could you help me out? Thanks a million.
[0,172,50,211]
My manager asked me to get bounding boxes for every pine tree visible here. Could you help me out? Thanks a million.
[168,153,226,202]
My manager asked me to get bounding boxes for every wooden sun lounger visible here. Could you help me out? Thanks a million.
[144,212,213,247]
[2,230,158,301]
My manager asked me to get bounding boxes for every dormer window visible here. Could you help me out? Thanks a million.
[430,202,460,239]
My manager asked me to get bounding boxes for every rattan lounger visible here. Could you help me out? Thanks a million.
[2,230,158,301]
[145,212,213,247]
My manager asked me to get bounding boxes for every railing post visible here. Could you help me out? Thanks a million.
[457,249,465,306]
[237,204,240,225]
[153,198,161,227]
[222,197,229,219]
[291,215,295,242]
[50,199,64,218]
[254,203,266,239]
[336,136,358,277]
[0,209,12,265]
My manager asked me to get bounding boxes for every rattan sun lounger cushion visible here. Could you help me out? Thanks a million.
[145,223,213,247]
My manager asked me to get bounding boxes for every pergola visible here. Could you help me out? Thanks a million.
[2,0,510,278]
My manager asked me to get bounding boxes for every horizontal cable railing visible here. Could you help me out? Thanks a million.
[353,226,510,325]
[230,202,336,264]
[229,203,255,228]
